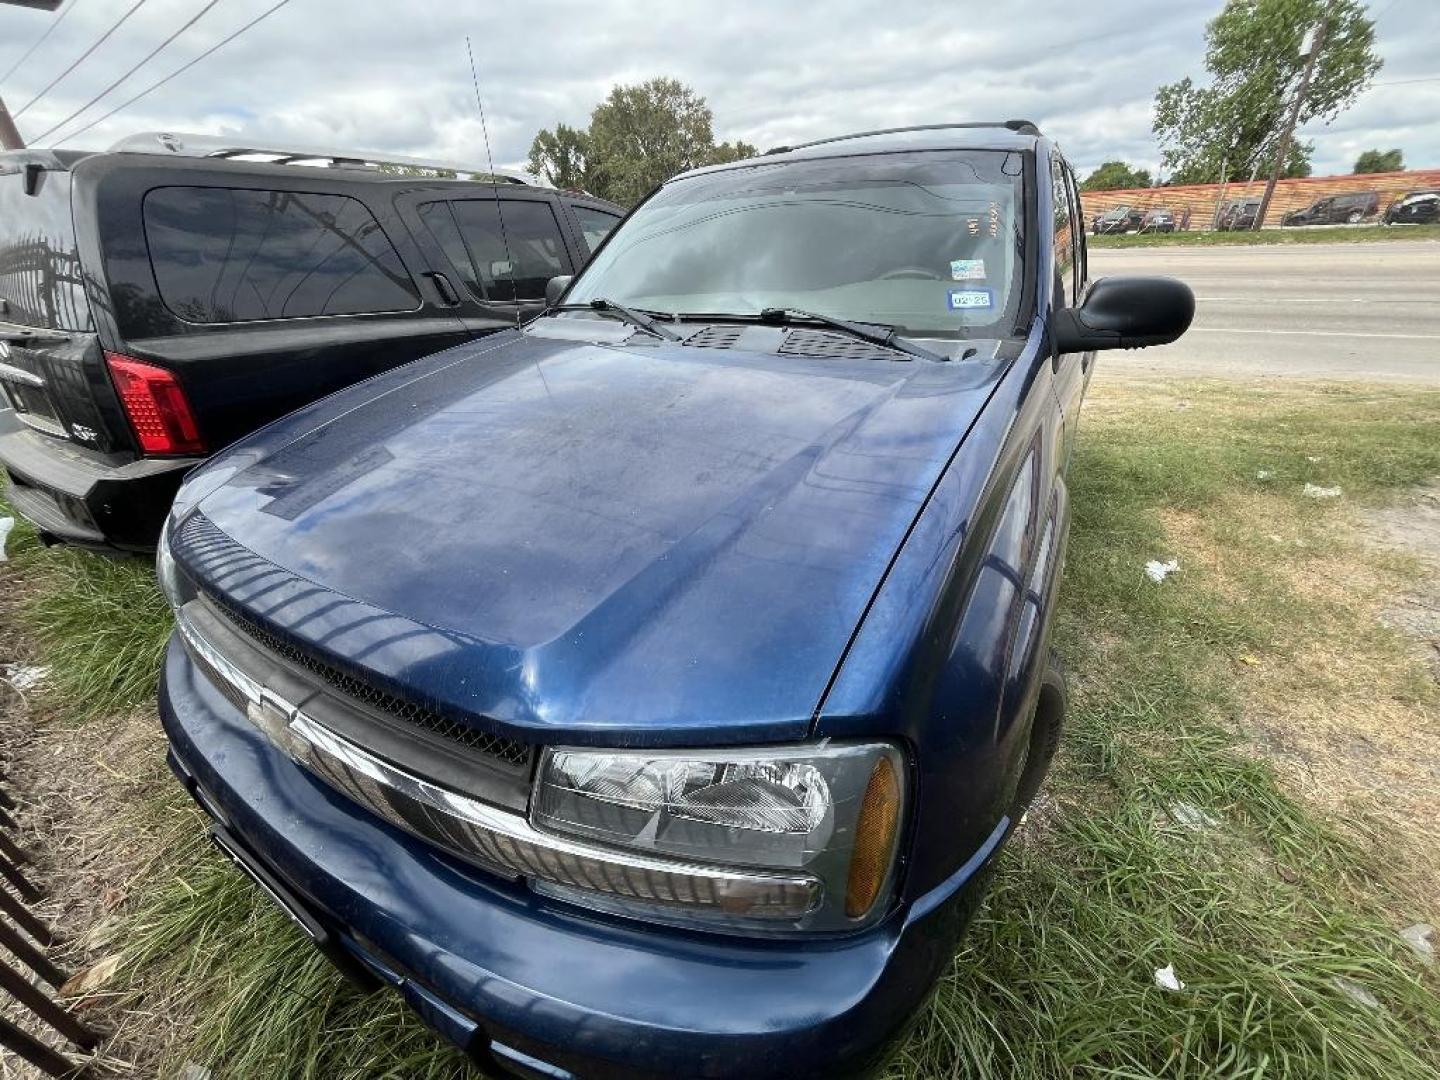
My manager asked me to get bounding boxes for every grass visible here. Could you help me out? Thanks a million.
[0,500,173,719]
[1089,223,1440,248]
[4,380,1439,1078]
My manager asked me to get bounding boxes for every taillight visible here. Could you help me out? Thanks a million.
[105,352,205,455]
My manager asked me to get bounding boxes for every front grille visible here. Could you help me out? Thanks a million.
[208,594,532,769]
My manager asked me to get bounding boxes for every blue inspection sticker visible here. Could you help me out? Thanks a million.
[947,289,993,311]
[949,258,986,281]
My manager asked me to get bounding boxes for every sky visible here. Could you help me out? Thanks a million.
[0,0,1436,182]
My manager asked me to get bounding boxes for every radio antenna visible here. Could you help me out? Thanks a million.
[466,36,521,330]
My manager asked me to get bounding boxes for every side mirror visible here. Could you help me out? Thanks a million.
[1053,275,1194,352]
[545,275,573,308]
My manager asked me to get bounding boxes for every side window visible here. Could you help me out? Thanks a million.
[444,199,574,302]
[1065,164,1086,293]
[570,204,622,255]
[1049,156,1073,307]
[417,201,475,287]
[143,187,420,323]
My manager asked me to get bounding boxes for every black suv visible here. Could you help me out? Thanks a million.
[1383,188,1440,225]
[0,134,623,551]
[1090,204,1144,234]
[1216,198,1261,231]
[1281,190,1379,226]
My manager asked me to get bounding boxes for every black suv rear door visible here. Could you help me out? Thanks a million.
[395,189,586,333]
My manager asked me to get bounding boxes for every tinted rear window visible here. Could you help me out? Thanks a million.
[419,198,572,302]
[0,163,93,331]
[143,187,420,323]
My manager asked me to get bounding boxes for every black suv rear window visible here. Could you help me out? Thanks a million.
[143,187,420,323]
[0,163,93,331]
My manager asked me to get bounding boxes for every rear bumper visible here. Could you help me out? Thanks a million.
[159,636,992,1079]
[0,417,199,551]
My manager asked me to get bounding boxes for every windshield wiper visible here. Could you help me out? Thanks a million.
[754,308,945,363]
[552,298,681,342]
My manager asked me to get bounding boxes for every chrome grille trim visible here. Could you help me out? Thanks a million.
[208,593,532,769]
[176,605,821,920]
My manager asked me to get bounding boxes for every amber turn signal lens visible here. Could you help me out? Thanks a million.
[845,755,901,918]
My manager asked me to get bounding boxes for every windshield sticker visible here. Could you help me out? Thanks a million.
[949,258,986,281]
[948,289,993,311]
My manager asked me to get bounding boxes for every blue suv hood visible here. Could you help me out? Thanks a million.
[185,329,1005,746]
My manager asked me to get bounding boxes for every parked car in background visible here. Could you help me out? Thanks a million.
[1216,197,1262,231]
[1137,208,1176,233]
[1091,203,1145,234]
[0,134,623,552]
[157,119,1193,1079]
[1281,190,1379,226]
[1383,188,1440,225]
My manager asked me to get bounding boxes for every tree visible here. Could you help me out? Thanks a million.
[1152,0,1381,185]
[526,122,590,190]
[527,78,757,206]
[1080,161,1154,191]
[1353,147,1403,173]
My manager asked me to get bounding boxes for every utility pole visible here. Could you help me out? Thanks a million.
[1253,11,1329,229]
[0,97,24,149]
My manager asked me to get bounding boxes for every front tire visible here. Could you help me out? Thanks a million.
[1014,652,1067,812]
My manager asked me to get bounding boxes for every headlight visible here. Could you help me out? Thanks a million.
[155,515,192,612]
[531,741,905,932]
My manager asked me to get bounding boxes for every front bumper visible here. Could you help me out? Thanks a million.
[0,416,199,551]
[159,637,991,1079]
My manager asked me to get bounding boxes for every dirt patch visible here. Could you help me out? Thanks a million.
[1364,485,1440,681]
[1160,489,1440,908]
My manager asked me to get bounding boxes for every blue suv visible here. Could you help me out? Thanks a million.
[156,121,1192,1078]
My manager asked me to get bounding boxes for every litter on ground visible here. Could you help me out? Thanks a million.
[1144,558,1179,583]
[1167,802,1220,831]
[1256,469,1273,480]
[1332,976,1381,1009]
[1303,483,1343,499]
[1153,964,1185,992]
[2,664,51,693]
[0,515,13,561]
[1399,923,1435,966]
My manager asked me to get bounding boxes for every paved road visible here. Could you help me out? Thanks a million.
[1090,240,1440,383]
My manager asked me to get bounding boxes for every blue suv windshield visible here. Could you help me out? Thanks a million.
[566,149,1026,340]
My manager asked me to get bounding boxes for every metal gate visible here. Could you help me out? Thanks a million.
[0,758,104,1077]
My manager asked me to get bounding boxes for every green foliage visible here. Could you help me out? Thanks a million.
[1153,0,1382,184]
[1080,160,1154,191]
[0,488,173,719]
[526,78,757,206]
[526,122,590,190]
[1354,147,1404,173]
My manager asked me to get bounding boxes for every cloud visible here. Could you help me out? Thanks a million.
[1,0,1435,181]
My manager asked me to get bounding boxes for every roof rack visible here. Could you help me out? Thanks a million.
[765,119,1044,156]
[107,132,531,184]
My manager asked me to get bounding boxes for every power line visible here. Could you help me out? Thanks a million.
[13,0,149,119]
[0,0,85,87]
[31,0,222,145]
[1371,75,1440,86]
[52,0,292,147]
